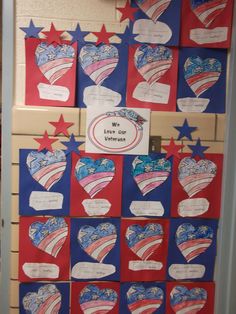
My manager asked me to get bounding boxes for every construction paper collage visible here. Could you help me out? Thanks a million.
[18,1,233,313]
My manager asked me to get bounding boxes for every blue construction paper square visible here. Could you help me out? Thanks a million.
[19,149,71,216]
[77,43,128,108]
[120,282,166,314]
[167,218,218,281]
[122,154,173,217]
[20,282,70,313]
[130,0,181,46]
[70,218,120,281]
[177,47,227,113]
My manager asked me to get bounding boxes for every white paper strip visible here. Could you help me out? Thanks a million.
[130,201,164,216]
[82,199,111,216]
[37,83,70,101]
[190,27,228,45]
[133,19,172,44]
[71,262,116,279]
[129,260,163,271]
[29,191,63,210]
[177,97,210,112]
[168,264,205,280]
[23,263,59,279]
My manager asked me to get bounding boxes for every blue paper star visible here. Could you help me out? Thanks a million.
[20,19,43,38]
[188,138,209,159]
[61,134,84,154]
[68,23,90,44]
[175,119,197,141]
[117,25,136,44]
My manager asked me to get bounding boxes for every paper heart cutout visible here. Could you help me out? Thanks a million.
[26,150,67,191]
[126,223,163,260]
[178,157,217,197]
[132,156,171,196]
[79,284,118,314]
[79,44,119,85]
[78,223,117,262]
[23,284,62,314]
[170,285,207,313]
[176,223,213,262]
[127,284,164,314]
[29,217,68,257]
[75,157,115,198]
[191,0,228,27]
[135,0,171,23]
[184,56,221,97]
[134,44,173,85]
[35,42,75,84]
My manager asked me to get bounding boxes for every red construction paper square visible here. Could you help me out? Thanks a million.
[120,218,169,282]
[19,216,70,282]
[126,44,178,111]
[70,152,123,217]
[166,281,215,314]
[180,0,234,48]
[171,154,223,219]
[25,38,77,107]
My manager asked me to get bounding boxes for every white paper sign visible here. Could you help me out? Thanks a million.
[190,27,228,45]
[71,262,116,279]
[29,191,63,210]
[133,19,172,44]
[23,263,59,279]
[83,85,121,107]
[133,82,170,104]
[129,260,163,271]
[37,83,70,101]
[130,201,164,216]
[82,199,111,216]
[177,97,210,112]
[168,264,205,280]
[85,107,150,155]
[178,198,209,217]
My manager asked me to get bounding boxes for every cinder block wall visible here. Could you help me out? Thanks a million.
[10,0,226,312]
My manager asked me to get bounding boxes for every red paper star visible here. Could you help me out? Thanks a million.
[92,24,115,45]
[34,131,58,152]
[42,23,64,46]
[162,137,184,159]
[116,1,138,22]
[49,114,74,137]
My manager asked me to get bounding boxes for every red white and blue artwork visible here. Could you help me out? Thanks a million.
[170,285,207,313]
[130,0,181,46]
[19,217,70,282]
[120,282,166,314]
[71,282,120,314]
[127,44,178,111]
[78,43,128,108]
[167,218,218,281]
[79,284,118,314]
[166,282,215,314]
[177,48,227,113]
[122,154,172,218]
[171,154,223,219]
[70,218,120,281]
[176,223,213,263]
[70,152,123,217]
[19,149,71,216]
[121,219,169,281]
[25,38,77,106]
[28,217,68,258]
[20,282,70,314]
[181,0,234,48]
